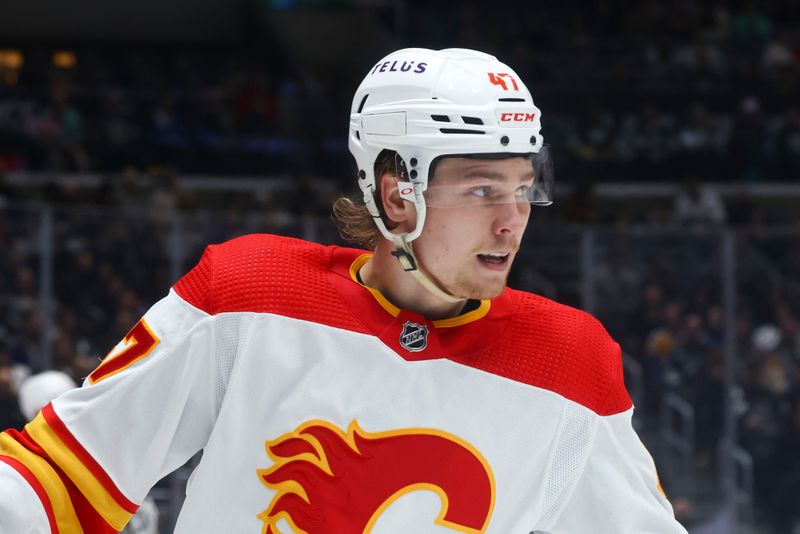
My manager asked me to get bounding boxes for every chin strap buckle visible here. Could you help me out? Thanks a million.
[391,248,418,272]
[389,233,463,304]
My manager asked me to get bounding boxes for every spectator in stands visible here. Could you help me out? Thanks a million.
[761,32,798,71]
[675,104,724,165]
[613,103,677,180]
[673,178,727,227]
[747,324,787,371]
[643,327,679,415]
[741,323,796,521]
[670,36,727,89]
[148,167,195,224]
[17,370,76,422]
[594,236,643,325]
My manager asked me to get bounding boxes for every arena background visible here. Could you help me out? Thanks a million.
[1,1,799,532]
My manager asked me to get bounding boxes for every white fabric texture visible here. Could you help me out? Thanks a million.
[543,409,685,533]
[0,462,50,534]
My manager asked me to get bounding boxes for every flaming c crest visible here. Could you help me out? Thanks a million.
[257,420,495,533]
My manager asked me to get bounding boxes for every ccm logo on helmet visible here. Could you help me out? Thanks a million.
[500,112,536,122]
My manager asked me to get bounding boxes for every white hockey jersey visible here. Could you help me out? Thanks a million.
[0,234,687,533]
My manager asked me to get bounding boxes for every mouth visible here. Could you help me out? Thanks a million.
[477,252,511,271]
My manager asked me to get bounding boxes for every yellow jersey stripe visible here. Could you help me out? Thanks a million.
[0,431,84,534]
[26,413,134,531]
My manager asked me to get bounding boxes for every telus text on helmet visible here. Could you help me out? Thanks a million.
[370,60,428,75]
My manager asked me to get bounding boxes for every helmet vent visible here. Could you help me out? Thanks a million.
[431,114,451,122]
[357,94,370,113]
[499,97,526,102]
[461,116,484,125]
[439,128,485,135]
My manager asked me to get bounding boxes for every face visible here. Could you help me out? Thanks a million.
[411,156,534,300]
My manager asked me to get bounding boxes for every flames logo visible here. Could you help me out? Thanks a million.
[257,420,495,533]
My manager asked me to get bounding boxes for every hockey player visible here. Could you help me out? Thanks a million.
[0,48,687,533]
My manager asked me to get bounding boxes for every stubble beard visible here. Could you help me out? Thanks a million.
[449,267,510,300]
[419,241,519,302]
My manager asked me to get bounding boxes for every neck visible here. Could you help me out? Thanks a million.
[360,240,468,321]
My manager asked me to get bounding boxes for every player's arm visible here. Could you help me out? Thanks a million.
[546,409,689,533]
[543,345,688,533]
[0,247,222,533]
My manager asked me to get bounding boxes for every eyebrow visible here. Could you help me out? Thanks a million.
[461,168,536,182]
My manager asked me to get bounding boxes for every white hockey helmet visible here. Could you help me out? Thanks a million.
[348,47,551,245]
[18,371,76,420]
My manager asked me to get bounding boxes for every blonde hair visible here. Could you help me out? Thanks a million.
[332,150,399,249]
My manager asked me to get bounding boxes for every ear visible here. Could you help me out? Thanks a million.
[378,171,414,226]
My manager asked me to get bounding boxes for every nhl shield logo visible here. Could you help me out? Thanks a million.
[400,321,428,352]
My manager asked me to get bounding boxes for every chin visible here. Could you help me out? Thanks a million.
[475,286,506,300]
[450,277,507,300]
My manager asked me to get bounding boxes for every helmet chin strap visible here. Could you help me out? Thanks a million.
[389,233,465,304]
[365,180,464,305]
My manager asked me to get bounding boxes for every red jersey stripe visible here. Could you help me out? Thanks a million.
[0,454,59,533]
[42,404,138,514]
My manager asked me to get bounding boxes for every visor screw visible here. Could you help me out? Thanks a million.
[530,135,537,145]
[500,135,509,146]
[358,170,366,179]
[410,169,418,179]
[410,157,418,167]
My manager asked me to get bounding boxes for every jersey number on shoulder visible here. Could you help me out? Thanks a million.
[89,319,160,384]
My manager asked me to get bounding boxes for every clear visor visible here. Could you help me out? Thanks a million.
[420,145,554,209]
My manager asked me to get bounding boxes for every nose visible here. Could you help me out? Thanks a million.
[492,201,530,236]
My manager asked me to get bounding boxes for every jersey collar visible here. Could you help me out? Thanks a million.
[347,252,492,327]
[329,245,516,361]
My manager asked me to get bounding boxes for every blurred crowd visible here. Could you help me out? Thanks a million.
[421,1,800,184]
[590,226,800,532]
[0,170,339,377]
[0,1,798,183]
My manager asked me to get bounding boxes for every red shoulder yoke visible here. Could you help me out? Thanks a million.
[456,290,632,416]
[173,234,367,334]
[174,234,631,416]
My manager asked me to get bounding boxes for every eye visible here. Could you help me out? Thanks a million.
[468,186,492,198]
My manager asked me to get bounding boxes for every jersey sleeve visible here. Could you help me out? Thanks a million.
[0,247,222,533]
[545,407,689,534]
